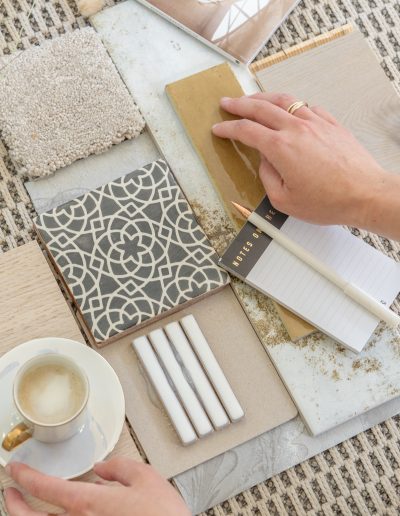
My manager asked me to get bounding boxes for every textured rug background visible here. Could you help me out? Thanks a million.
[0,0,400,514]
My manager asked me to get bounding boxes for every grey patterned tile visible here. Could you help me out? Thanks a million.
[35,160,229,345]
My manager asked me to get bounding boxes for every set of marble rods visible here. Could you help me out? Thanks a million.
[132,314,244,445]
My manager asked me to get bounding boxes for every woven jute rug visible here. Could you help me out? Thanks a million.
[0,0,400,514]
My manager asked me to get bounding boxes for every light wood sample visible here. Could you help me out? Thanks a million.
[249,24,354,73]
[0,241,142,514]
[99,286,297,479]
[253,28,400,176]
[166,62,315,341]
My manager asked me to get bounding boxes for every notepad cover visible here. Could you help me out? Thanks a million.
[35,160,229,345]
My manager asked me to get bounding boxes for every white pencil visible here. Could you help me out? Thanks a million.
[232,202,400,328]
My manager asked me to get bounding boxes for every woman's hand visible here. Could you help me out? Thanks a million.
[4,459,191,516]
[212,93,400,239]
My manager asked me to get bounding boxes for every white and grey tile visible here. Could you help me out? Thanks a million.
[35,159,228,345]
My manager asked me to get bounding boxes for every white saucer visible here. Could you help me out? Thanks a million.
[0,338,125,479]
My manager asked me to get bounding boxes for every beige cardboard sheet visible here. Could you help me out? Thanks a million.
[254,29,400,175]
[99,285,297,479]
[0,241,142,514]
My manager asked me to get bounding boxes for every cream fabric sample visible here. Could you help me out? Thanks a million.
[0,27,145,180]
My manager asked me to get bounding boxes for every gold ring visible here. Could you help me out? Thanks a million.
[287,100,309,115]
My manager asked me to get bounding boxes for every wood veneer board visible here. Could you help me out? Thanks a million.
[166,62,315,342]
[0,241,142,514]
[99,285,297,479]
[253,29,400,176]
[249,24,354,73]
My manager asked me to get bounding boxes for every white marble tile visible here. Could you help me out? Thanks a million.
[265,324,400,435]
[91,0,400,438]
[26,131,160,213]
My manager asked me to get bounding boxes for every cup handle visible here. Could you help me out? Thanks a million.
[2,422,33,451]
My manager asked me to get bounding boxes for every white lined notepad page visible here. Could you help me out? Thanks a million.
[246,219,400,352]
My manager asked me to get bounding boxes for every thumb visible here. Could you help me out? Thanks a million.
[94,458,146,486]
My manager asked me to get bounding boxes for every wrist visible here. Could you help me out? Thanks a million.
[344,165,384,229]
[358,170,400,239]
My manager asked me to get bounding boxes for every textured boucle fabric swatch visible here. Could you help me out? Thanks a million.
[0,27,145,180]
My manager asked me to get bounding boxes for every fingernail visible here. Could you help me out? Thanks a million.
[220,97,232,105]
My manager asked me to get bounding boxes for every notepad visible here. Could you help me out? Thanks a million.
[220,197,400,353]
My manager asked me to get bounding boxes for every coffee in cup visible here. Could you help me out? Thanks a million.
[2,353,89,451]
[17,360,87,425]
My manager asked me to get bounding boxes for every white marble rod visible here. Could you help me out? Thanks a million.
[180,315,244,423]
[132,335,197,446]
[164,321,230,430]
[149,329,214,438]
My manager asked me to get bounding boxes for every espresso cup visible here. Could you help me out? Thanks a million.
[2,353,89,451]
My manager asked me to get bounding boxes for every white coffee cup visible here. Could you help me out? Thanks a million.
[2,353,89,451]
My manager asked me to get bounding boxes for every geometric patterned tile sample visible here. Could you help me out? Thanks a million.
[35,160,229,345]
[0,27,145,180]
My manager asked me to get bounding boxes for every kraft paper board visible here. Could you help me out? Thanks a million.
[99,285,297,479]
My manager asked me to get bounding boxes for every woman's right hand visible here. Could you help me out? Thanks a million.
[212,92,400,240]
